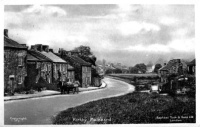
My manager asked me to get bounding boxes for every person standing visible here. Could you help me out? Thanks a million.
[74,80,80,93]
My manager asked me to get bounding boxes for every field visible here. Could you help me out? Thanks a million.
[109,73,158,78]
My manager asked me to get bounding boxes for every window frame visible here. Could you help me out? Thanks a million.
[18,57,23,66]
[18,75,23,84]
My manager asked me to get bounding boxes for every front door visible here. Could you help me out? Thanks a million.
[8,76,15,94]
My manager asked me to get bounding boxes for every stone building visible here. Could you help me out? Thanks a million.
[158,59,187,83]
[57,49,92,87]
[4,29,28,94]
[26,50,52,89]
[67,64,75,82]
[158,59,190,93]
[30,44,68,85]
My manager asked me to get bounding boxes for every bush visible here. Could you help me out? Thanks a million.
[14,87,24,93]
[32,77,54,90]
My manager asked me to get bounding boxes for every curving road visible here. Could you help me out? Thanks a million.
[4,77,135,125]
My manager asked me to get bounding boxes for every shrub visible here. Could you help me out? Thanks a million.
[14,87,25,93]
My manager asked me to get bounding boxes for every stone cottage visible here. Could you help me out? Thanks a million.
[30,44,68,85]
[67,64,75,82]
[4,29,28,94]
[57,49,92,87]
[158,59,187,83]
[26,50,52,89]
[158,59,188,93]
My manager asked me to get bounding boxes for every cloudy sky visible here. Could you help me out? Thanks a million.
[4,4,195,66]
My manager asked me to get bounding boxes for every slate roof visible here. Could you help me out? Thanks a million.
[68,64,74,70]
[27,50,52,62]
[27,53,39,61]
[187,59,195,66]
[71,55,91,66]
[61,54,91,66]
[159,59,181,71]
[40,51,67,63]
[4,36,27,49]
[78,55,96,66]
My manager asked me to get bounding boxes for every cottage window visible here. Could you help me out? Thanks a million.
[41,64,44,71]
[44,64,47,71]
[54,64,56,72]
[61,64,65,71]
[18,75,23,84]
[36,62,41,69]
[48,64,51,71]
[60,64,62,71]
[62,64,64,71]
[192,66,195,73]
[18,57,23,66]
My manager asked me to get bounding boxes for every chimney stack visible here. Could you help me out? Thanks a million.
[42,45,49,52]
[4,29,8,37]
[21,44,28,48]
[177,59,181,63]
[31,44,42,51]
[49,48,54,53]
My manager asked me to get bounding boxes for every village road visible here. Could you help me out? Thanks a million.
[4,77,135,125]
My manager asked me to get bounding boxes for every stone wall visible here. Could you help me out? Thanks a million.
[4,48,27,92]
[52,63,68,83]
[26,61,52,89]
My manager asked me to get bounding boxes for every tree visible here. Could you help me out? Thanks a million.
[129,63,147,74]
[114,68,122,73]
[105,69,113,74]
[153,64,162,73]
[129,66,139,73]
[73,45,92,56]
[135,63,147,73]
[73,45,96,66]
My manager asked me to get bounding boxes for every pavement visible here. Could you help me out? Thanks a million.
[4,81,107,101]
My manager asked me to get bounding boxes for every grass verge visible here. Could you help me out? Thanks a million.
[53,92,195,124]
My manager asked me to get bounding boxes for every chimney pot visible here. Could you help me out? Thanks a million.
[49,48,54,53]
[42,45,49,52]
[4,29,8,37]
[31,44,42,52]
[21,44,27,48]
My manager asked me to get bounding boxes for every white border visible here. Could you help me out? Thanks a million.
[1,0,200,127]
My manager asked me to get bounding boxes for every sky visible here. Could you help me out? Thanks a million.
[4,4,195,66]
